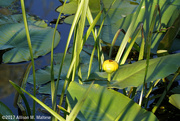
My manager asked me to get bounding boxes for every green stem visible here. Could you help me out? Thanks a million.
[51,0,68,117]
[139,87,144,106]
[108,73,111,82]
[145,79,161,98]
[20,0,36,116]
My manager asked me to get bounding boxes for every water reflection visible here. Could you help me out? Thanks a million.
[24,0,60,23]
[0,63,28,115]
[0,63,28,99]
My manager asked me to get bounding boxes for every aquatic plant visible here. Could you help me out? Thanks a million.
[0,0,179,121]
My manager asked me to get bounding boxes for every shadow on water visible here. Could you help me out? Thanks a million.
[0,0,70,116]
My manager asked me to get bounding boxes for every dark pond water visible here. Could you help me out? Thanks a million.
[0,0,70,116]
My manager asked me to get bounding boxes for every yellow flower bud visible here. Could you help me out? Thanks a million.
[102,60,118,74]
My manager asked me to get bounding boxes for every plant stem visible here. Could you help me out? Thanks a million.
[152,67,180,113]
[139,87,144,106]
[145,79,161,98]
[20,0,36,117]
[51,0,68,117]
[127,87,134,98]
[108,73,111,82]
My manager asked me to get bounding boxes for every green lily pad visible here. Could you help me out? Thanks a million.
[28,64,61,85]
[0,14,60,63]
[169,94,180,110]
[38,80,66,95]
[27,53,72,86]
[67,81,158,121]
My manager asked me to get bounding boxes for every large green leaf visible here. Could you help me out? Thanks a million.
[67,81,158,121]
[57,0,140,25]
[111,53,180,89]
[0,14,60,63]
[66,82,94,121]
[169,94,180,110]
[0,101,18,121]
[86,53,180,89]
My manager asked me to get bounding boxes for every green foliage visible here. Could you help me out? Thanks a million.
[58,0,180,54]
[0,101,18,121]
[67,81,158,121]
[8,80,31,117]
[57,0,139,25]
[112,53,180,89]
[169,94,180,110]
[9,81,66,121]
[27,52,99,95]
[157,14,180,54]
[87,53,180,89]
[6,0,180,120]
[0,14,60,63]
[100,0,180,53]
[66,82,94,121]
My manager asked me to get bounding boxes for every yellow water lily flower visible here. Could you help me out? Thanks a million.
[102,60,118,74]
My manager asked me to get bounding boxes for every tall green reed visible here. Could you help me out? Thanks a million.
[10,80,66,121]
[20,0,36,117]
[140,5,161,107]
[50,0,68,116]
[57,0,90,114]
